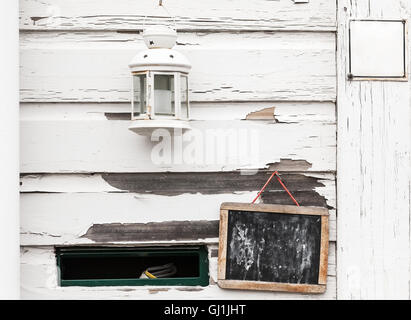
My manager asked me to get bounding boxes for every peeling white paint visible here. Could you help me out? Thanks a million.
[20,120,336,173]
[337,0,411,299]
[20,32,336,103]
[19,0,340,299]
[19,0,336,32]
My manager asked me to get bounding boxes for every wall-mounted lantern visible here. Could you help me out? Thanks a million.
[128,25,192,135]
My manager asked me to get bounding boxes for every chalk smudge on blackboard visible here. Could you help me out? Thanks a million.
[229,224,256,279]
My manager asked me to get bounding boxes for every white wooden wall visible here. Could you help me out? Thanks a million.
[19,0,411,301]
[337,0,411,299]
[20,0,338,299]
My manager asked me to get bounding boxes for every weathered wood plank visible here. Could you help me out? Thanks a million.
[19,0,336,31]
[21,244,336,299]
[217,210,228,280]
[220,202,329,215]
[81,221,219,243]
[218,280,325,294]
[20,31,336,102]
[318,215,329,285]
[20,172,336,244]
[20,101,336,123]
[20,172,335,195]
[20,172,336,214]
[20,120,336,173]
[20,185,336,246]
[337,0,411,299]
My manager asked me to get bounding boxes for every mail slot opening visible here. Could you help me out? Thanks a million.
[56,246,209,287]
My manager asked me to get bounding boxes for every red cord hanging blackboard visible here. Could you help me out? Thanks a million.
[251,171,300,206]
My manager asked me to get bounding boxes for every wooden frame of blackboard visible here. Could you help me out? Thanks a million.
[217,202,329,293]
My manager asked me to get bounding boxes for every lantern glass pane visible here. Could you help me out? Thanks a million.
[133,74,146,118]
[154,74,175,116]
[180,75,189,119]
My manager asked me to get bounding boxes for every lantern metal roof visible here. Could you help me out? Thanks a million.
[129,26,192,73]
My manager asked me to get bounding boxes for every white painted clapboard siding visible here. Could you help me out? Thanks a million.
[20,101,336,172]
[20,171,336,245]
[20,101,336,123]
[20,31,336,102]
[20,245,336,300]
[20,119,336,173]
[20,193,336,245]
[20,172,336,194]
[337,0,411,299]
[19,0,339,300]
[20,170,337,244]
[19,0,336,31]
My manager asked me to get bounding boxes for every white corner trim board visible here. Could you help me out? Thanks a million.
[0,0,20,300]
[337,0,411,299]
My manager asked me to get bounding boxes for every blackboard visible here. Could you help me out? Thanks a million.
[217,202,329,293]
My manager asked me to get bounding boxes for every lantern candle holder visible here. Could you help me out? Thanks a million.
[128,25,192,136]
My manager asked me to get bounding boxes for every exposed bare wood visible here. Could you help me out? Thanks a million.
[148,288,169,294]
[217,210,228,280]
[81,221,219,242]
[218,280,325,294]
[220,202,329,216]
[267,159,312,172]
[20,171,336,193]
[210,249,218,258]
[96,172,329,197]
[318,215,329,285]
[245,107,275,120]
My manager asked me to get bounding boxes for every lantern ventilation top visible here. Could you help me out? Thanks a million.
[129,26,191,74]
[142,25,177,49]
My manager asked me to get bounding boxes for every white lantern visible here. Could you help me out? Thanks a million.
[128,25,192,135]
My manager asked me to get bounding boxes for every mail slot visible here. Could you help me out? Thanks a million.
[56,246,209,287]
